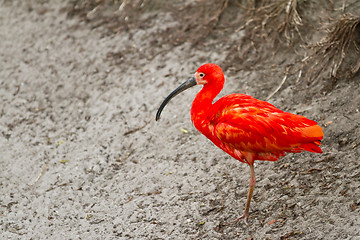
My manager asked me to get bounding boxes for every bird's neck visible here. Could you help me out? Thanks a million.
[191,84,221,133]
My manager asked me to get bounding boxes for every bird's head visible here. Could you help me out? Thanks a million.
[156,63,224,121]
[195,63,224,87]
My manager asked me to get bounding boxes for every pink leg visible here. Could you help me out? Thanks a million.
[230,164,256,225]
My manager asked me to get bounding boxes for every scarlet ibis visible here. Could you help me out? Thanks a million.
[156,63,323,224]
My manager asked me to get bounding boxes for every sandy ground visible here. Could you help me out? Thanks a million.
[1,1,359,239]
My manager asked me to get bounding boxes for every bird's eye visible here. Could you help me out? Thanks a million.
[199,73,205,78]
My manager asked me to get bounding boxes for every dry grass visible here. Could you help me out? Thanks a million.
[302,14,360,83]
[238,0,305,45]
[222,0,307,71]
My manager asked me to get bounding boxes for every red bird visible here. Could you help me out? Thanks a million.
[156,63,323,224]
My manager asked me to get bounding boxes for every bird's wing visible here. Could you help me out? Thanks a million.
[210,94,323,154]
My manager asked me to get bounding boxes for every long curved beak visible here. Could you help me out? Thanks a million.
[156,76,197,121]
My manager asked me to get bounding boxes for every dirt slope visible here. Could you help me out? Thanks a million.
[0,1,359,239]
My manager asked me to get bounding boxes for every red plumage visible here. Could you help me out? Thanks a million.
[156,63,324,224]
[195,93,323,165]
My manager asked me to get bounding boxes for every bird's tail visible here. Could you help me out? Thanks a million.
[299,141,322,153]
[297,124,323,153]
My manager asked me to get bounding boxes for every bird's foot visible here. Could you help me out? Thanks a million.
[227,213,249,225]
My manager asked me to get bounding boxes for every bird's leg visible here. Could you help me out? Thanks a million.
[230,164,256,225]
[242,164,256,224]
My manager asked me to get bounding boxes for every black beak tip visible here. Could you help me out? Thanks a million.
[155,108,162,121]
